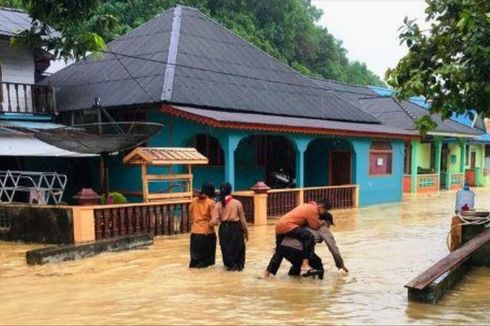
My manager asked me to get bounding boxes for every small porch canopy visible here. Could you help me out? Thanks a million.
[0,127,94,157]
[163,105,418,140]
[123,147,208,202]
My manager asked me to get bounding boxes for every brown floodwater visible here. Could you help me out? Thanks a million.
[1,190,490,325]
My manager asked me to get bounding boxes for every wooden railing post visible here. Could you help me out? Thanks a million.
[251,182,270,226]
[353,185,360,207]
[72,206,96,244]
[296,188,304,206]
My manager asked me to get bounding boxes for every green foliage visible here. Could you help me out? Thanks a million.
[5,0,116,60]
[100,192,128,205]
[387,0,490,122]
[3,0,384,85]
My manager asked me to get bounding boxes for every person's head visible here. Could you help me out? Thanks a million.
[316,198,332,215]
[219,182,232,207]
[200,182,215,199]
[320,212,335,228]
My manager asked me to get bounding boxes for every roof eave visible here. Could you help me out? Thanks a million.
[428,131,482,139]
[162,104,419,141]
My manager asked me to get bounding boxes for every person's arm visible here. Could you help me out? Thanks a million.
[237,201,249,241]
[318,226,347,272]
[209,202,221,226]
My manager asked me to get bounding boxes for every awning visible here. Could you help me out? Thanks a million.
[163,105,419,140]
[0,121,98,157]
[0,135,96,157]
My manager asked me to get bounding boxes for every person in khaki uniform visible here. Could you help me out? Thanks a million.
[274,199,330,275]
[265,212,349,279]
[189,182,216,268]
[210,183,249,271]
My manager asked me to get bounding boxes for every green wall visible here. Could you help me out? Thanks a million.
[447,143,462,173]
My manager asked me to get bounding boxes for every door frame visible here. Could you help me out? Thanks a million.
[328,150,353,185]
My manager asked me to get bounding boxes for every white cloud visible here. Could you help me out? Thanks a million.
[312,0,428,80]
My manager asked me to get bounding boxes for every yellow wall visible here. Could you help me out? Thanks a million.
[418,143,432,169]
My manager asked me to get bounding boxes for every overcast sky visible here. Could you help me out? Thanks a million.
[311,0,428,80]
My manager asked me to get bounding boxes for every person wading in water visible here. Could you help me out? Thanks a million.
[264,212,349,279]
[189,182,217,268]
[210,183,249,271]
[274,199,331,276]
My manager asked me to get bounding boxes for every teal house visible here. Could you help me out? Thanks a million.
[46,6,417,207]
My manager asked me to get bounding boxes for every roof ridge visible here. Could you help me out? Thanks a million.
[160,6,182,101]
[396,98,418,121]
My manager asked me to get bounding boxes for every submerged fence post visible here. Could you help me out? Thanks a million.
[251,182,270,226]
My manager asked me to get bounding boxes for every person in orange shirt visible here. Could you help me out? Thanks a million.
[189,182,216,268]
[275,199,330,275]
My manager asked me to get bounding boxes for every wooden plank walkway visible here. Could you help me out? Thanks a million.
[406,228,490,290]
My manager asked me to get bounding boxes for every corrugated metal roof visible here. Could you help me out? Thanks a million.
[47,6,379,124]
[0,7,31,37]
[167,105,417,138]
[123,147,208,165]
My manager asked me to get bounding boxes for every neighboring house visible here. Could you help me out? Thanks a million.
[0,7,93,200]
[313,79,483,193]
[0,8,54,115]
[46,5,418,207]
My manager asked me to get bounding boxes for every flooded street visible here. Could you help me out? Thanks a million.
[1,190,490,325]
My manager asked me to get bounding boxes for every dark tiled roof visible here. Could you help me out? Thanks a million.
[311,79,378,108]
[47,6,378,124]
[166,105,417,139]
[360,97,481,136]
[0,8,31,37]
[313,79,482,136]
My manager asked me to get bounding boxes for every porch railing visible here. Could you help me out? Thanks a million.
[266,185,358,218]
[440,172,464,190]
[233,190,255,223]
[450,173,464,187]
[416,174,439,192]
[304,185,358,209]
[93,200,190,240]
[267,188,302,218]
[0,82,55,114]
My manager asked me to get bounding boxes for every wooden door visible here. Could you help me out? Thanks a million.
[329,151,352,185]
[470,151,476,169]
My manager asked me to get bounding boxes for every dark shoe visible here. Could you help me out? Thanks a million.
[302,269,321,278]
[318,271,324,280]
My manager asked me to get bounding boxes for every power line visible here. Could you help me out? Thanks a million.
[106,46,158,103]
[99,49,381,98]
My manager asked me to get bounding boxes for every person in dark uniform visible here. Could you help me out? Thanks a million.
[265,212,348,279]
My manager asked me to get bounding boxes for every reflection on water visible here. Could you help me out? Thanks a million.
[1,190,489,325]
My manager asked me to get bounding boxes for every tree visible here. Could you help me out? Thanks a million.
[2,0,385,86]
[387,0,490,120]
[2,0,115,60]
